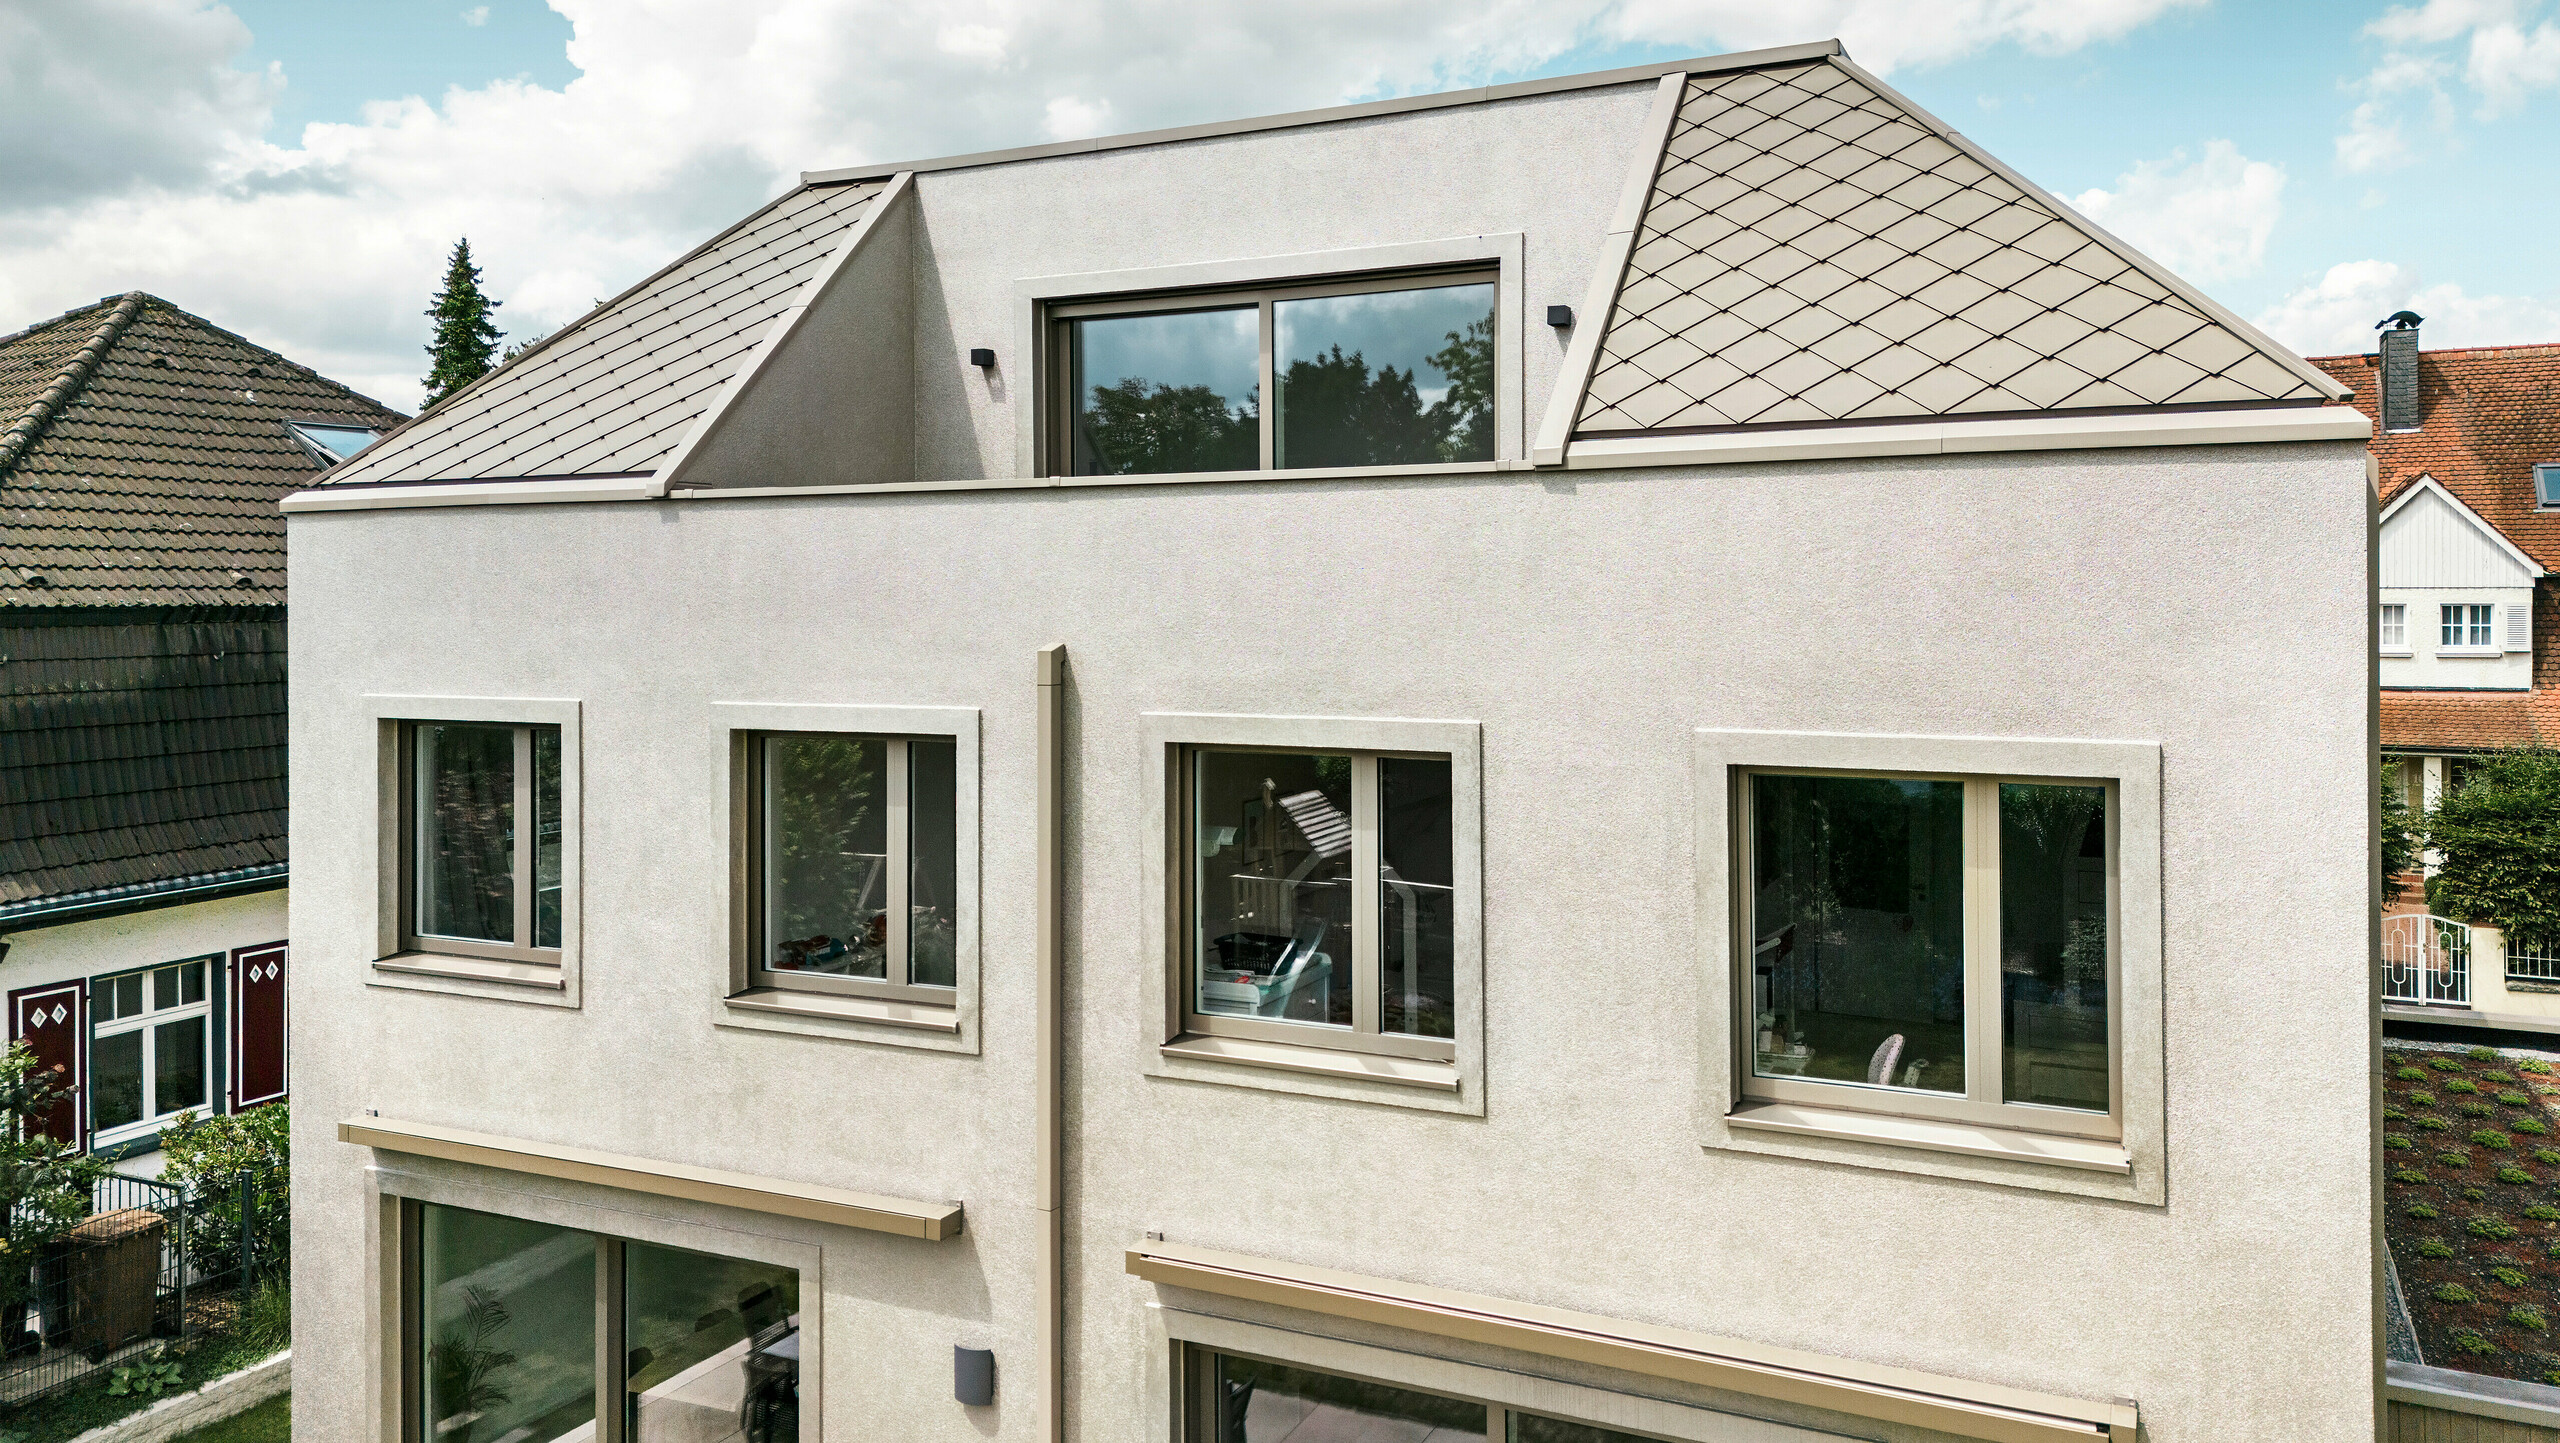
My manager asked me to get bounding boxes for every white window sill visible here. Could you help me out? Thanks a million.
[2380,648,2413,657]
[92,1119,190,1151]
[373,952,565,990]
[725,987,959,1034]
[1726,1099,2129,1175]
[1160,1033,1459,1092]
[2436,647,2503,658]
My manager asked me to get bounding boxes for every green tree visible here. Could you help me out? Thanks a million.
[2424,747,2560,940]
[421,238,505,408]
[1425,316,1494,463]
[2380,761,2420,881]
[161,1101,289,1285]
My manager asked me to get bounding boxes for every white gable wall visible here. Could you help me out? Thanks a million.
[2379,484,2536,689]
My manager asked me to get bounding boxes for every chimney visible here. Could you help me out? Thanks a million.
[2378,312,2422,432]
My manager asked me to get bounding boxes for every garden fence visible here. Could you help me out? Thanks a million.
[0,1165,289,1408]
[2382,913,2471,1006]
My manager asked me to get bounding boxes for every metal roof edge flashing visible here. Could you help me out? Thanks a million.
[797,41,1842,185]
[0,862,288,933]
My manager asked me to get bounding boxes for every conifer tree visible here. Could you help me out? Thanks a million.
[421,238,504,408]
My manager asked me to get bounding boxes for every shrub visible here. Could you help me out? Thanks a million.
[2396,1168,2431,1184]
[2439,1150,2472,1166]
[2398,1066,2430,1081]
[2476,1130,2516,1150]
[238,1275,290,1354]
[2424,747,2560,937]
[2408,1202,2441,1219]
[2467,1185,2492,1201]
[2453,1329,2501,1357]
[2421,1240,2459,1259]
[2460,1101,2496,1117]
[2486,1070,2519,1083]
[2386,1107,2410,1122]
[2539,1149,2560,1165]
[2494,1266,2533,1287]
[2475,1046,2505,1060]
[2502,1093,2533,1107]
[2523,1058,2554,1074]
[2501,1166,2536,1184]
[2387,1133,2416,1150]
[2413,1091,2438,1106]
[2516,1305,2553,1331]
[158,1101,289,1283]
[2418,1116,2454,1132]
[2520,1118,2551,1136]
[2528,1204,2560,1220]
[2473,1215,2522,1240]
[2439,1283,2480,1303]
[2449,1078,2482,1094]
[2436,1057,2468,1073]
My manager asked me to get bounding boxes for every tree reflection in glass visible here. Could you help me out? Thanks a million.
[417,724,514,943]
[1275,282,1493,468]
[764,735,887,980]
[1999,783,2110,1111]
[1071,307,1258,475]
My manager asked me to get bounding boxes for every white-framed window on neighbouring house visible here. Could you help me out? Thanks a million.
[90,958,212,1142]
[2443,603,2496,649]
[2381,603,2407,650]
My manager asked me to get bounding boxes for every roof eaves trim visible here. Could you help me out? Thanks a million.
[1830,56,2351,406]
[1532,72,1684,467]
[0,861,288,932]
[0,292,144,482]
[282,473,659,512]
[2379,473,2547,578]
[652,171,918,495]
[798,40,1844,185]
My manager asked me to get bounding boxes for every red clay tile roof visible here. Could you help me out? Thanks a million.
[2381,690,2560,750]
[2309,341,2560,569]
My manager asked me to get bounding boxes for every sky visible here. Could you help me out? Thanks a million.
[3,0,2557,415]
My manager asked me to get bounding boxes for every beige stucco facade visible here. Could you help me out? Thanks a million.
[285,50,2381,1443]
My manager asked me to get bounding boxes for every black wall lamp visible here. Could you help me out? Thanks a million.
[1546,305,1574,328]
[969,348,997,368]
[954,1345,995,1405]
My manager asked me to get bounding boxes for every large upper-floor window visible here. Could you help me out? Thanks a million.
[1742,769,2116,1133]
[90,958,210,1142]
[746,732,958,1001]
[2442,602,2496,649]
[1049,270,1495,477]
[400,721,563,964]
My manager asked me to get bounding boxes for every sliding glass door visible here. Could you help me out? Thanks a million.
[412,1203,801,1443]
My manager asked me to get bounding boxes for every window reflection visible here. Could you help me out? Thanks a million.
[1194,751,1352,1028]
[1999,783,2109,1111]
[417,723,515,943]
[1275,282,1494,468]
[1071,307,1259,475]
[1212,1354,1484,1443]
[624,1241,800,1443]
[764,735,890,980]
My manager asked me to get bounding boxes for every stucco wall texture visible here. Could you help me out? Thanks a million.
[287,433,2376,1442]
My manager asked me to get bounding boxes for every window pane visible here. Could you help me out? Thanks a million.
[153,966,178,1010]
[1274,282,1496,469]
[1512,1415,1658,1443]
[1194,751,1352,1028]
[419,1204,595,1443]
[154,1016,206,1116]
[180,960,205,1005]
[623,1241,800,1443]
[91,1030,142,1131]
[417,723,517,943]
[2000,783,2110,1111]
[1070,307,1259,476]
[1211,1354,1483,1443]
[1749,774,1964,1094]
[765,735,889,980]
[908,737,958,989]
[115,974,141,1020]
[1379,757,1455,1039]
[534,726,563,950]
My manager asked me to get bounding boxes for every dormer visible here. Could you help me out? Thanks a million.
[2377,474,2542,690]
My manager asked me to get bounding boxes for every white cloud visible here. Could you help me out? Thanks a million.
[2354,0,2560,130]
[462,6,490,25]
[2467,15,2560,115]
[2071,140,2284,284]
[2253,259,2560,357]
[0,0,2211,412]
[2335,100,2412,171]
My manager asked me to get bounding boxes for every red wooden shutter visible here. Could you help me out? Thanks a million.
[229,943,288,1110]
[9,981,85,1148]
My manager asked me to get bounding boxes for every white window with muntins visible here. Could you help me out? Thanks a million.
[90,958,212,1143]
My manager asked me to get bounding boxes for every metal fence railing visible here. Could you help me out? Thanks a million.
[0,1166,288,1407]
[2509,935,2560,985]
[2383,913,2472,1007]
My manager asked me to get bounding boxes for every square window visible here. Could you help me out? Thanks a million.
[1145,713,1482,1109]
[1052,271,1497,477]
[748,732,958,1000]
[1698,729,2162,1200]
[401,721,565,964]
[2441,603,2497,649]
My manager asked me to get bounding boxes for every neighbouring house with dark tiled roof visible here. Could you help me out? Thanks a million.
[0,291,402,1160]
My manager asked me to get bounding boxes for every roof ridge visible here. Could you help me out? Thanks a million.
[2310,341,2560,363]
[0,291,146,483]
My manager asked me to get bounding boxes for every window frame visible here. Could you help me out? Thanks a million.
[1042,265,1500,480]
[88,957,216,1146]
[2536,464,2560,510]
[741,730,955,1005]
[1178,1343,1689,1443]
[2380,601,2408,652]
[1730,766,2121,1141]
[395,719,562,966]
[365,694,582,1007]
[1694,728,2163,1203]
[2440,601,2498,652]
[1174,745,1457,1064]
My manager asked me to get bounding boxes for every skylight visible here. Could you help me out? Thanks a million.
[287,421,383,464]
[2537,464,2560,510]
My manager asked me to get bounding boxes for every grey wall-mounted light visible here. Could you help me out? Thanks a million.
[1546,305,1574,328]
[955,1346,995,1406]
[969,348,997,369]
